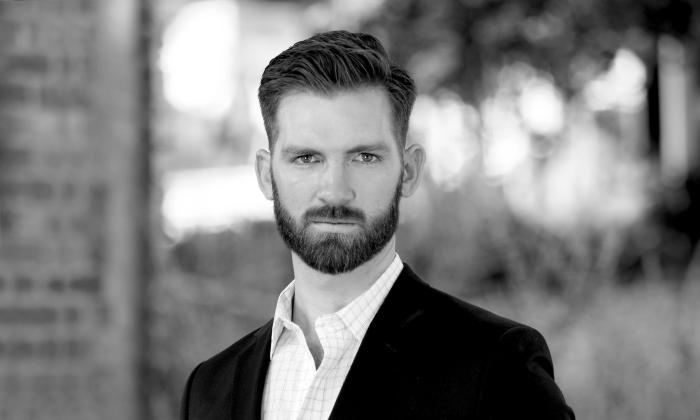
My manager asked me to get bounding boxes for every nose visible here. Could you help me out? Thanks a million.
[316,162,355,206]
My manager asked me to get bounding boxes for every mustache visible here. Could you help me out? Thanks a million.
[303,206,366,223]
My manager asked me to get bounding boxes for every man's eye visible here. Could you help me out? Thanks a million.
[293,154,317,164]
[356,153,380,163]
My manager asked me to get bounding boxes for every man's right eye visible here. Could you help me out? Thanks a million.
[293,154,317,165]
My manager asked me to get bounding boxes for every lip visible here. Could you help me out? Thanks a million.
[308,218,360,225]
[308,220,361,231]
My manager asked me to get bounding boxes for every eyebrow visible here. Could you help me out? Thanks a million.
[346,143,391,154]
[279,146,319,156]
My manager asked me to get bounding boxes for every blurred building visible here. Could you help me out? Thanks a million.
[0,1,149,419]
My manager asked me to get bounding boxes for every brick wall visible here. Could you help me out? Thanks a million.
[0,1,146,419]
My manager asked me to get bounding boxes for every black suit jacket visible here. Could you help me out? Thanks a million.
[181,264,575,419]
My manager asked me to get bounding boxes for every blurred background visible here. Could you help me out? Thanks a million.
[1,0,699,419]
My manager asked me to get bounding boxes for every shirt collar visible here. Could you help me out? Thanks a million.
[269,280,295,358]
[269,254,404,359]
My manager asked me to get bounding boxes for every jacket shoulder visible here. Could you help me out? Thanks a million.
[399,267,574,419]
[399,266,555,369]
[404,269,527,342]
[180,321,272,420]
[202,321,272,369]
[191,320,272,389]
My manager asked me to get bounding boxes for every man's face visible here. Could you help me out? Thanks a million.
[266,88,405,274]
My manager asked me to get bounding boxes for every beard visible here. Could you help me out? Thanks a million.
[272,177,401,274]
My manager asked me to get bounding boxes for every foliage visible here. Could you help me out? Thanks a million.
[359,0,697,101]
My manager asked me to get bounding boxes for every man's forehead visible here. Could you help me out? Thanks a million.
[274,87,399,152]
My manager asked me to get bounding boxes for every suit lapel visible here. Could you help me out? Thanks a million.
[230,321,273,420]
[328,264,427,419]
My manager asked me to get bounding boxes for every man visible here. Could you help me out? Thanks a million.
[181,30,575,420]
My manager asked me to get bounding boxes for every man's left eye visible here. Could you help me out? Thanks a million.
[356,153,380,163]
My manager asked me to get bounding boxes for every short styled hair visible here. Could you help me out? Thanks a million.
[258,30,416,149]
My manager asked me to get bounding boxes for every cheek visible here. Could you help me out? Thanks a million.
[272,170,314,206]
[355,173,401,210]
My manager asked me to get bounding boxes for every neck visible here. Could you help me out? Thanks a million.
[291,236,397,326]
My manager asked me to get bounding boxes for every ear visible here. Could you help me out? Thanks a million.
[255,149,274,200]
[400,143,425,197]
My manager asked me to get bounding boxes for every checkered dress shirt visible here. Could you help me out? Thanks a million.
[261,255,403,420]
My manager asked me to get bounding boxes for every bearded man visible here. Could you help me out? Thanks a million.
[180,30,575,420]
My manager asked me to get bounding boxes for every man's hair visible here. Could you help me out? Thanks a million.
[258,30,416,149]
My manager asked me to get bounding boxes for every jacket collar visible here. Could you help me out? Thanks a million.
[328,263,426,419]
[230,263,427,420]
[229,320,272,420]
